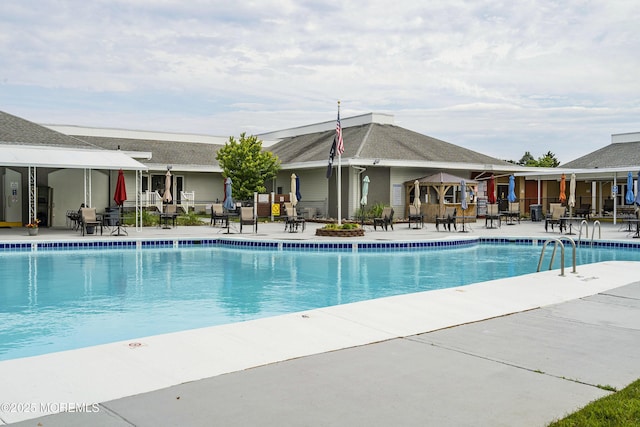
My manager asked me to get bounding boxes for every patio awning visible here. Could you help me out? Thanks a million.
[0,145,148,170]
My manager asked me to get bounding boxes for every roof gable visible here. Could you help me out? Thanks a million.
[0,111,95,148]
[269,122,511,166]
[562,142,640,168]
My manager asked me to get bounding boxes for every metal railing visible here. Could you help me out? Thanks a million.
[537,236,577,276]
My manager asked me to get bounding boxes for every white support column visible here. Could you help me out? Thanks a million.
[591,181,596,217]
[613,175,617,225]
[28,166,37,224]
[136,169,143,231]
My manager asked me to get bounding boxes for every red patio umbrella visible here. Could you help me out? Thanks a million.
[559,173,567,204]
[113,169,127,206]
[112,169,128,235]
[488,175,496,204]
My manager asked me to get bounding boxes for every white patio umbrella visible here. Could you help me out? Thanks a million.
[361,176,369,206]
[162,169,172,209]
[568,173,576,216]
[413,180,421,210]
[360,175,370,226]
[291,173,298,207]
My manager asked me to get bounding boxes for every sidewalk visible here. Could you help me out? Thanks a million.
[2,219,640,426]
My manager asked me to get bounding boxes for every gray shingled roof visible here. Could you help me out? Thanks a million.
[0,111,96,148]
[269,123,512,166]
[561,142,640,168]
[73,135,223,167]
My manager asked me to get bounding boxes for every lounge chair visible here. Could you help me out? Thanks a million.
[435,207,457,231]
[485,204,500,228]
[210,203,227,227]
[80,207,103,236]
[284,205,305,233]
[545,205,566,232]
[239,207,258,233]
[373,207,394,231]
[408,205,424,229]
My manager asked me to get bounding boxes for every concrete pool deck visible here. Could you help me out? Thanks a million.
[1,219,640,426]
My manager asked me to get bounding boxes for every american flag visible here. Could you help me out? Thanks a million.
[335,110,344,155]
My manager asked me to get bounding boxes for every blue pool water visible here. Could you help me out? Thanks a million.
[1,242,639,361]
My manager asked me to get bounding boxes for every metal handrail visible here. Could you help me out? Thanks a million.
[577,220,589,244]
[591,220,601,245]
[537,236,577,276]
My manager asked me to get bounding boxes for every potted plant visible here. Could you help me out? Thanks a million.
[25,218,40,236]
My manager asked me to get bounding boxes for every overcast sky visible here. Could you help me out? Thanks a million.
[2,1,639,164]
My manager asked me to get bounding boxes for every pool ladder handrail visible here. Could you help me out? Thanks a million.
[577,220,601,246]
[537,236,577,276]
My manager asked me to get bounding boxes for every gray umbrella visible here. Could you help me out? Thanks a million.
[361,176,369,206]
[223,177,234,211]
[461,180,468,210]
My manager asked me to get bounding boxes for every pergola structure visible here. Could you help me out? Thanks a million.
[405,172,478,222]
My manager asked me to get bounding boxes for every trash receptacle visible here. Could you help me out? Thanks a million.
[530,204,542,222]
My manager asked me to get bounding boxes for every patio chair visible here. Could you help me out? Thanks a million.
[239,207,258,233]
[408,205,424,229]
[435,207,457,231]
[575,204,591,220]
[506,202,520,224]
[80,207,103,236]
[485,204,500,228]
[210,203,227,227]
[545,205,566,232]
[284,205,305,233]
[373,207,394,231]
[159,204,179,229]
[547,203,563,219]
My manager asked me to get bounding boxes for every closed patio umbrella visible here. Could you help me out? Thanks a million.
[413,179,421,210]
[163,170,173,205]
[295,174,301,203]
[568,173,576,209]
[114,169,127,207]
[360,175,369,225]
[507,175,516,203]
[559,174,567,204]
[361,175,369,206]
[636,171,640,208]
[112,169,127,236]
[291,173,298,207]
[223,177,234,211]
[626,172,634,204]
[460,179,468,232]
[488,175,496,204]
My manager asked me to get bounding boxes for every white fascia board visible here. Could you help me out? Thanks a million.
[143,163,222,173]
[0,145,147,170]
[515,166,639,181]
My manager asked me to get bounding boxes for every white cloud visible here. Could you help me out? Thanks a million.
[1,0,639,163]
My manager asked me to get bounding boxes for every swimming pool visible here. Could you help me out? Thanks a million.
[1,240,640,361]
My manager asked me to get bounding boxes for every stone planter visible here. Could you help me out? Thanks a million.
[27,227,39,236]
[315,228,364,237]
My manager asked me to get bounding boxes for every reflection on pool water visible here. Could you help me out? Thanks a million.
[1,243,639,360]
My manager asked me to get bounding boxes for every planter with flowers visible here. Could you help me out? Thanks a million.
[315,222,364,237]
[25,219,40,236]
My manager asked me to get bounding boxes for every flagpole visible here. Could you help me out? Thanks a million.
[337,101,342,225]
[338,153,342,225]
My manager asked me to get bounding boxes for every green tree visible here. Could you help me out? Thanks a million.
[518,151,536,166]
[537,151,560,167]
[514,150,560,167]
[216,132,281,201]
